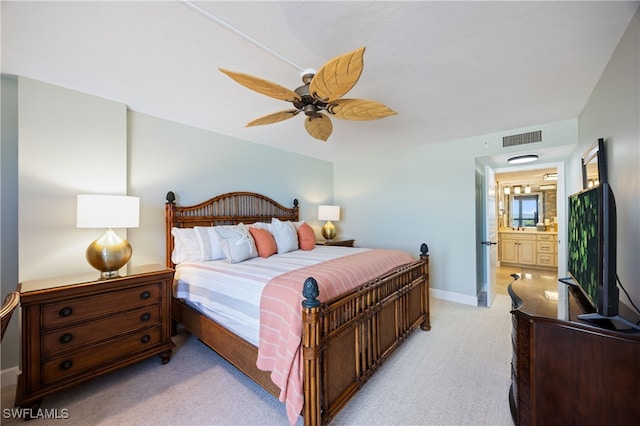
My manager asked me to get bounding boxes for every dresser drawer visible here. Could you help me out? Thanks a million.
[42,326,162,384]
[42,305,161,356]
[42,283,160,328]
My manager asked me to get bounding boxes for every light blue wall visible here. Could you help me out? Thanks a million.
[575,9,639,307]
[334,120,578,303]
[126,111,334,267]
[17,77,129,280]
[1,76,20,371]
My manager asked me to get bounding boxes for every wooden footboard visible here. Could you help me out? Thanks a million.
[302,246,429,425]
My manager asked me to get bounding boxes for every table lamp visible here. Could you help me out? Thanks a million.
[318,205,340,241]
[76,194,140,279]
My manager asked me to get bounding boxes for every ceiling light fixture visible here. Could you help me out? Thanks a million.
[543,173,558,181]
[507,154,539,164]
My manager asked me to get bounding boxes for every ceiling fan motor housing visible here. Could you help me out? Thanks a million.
[294,80,327,117]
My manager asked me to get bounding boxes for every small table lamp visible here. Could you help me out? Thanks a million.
[318,205,340,241]
[77,194,140,279]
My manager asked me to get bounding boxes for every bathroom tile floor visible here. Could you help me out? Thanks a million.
[495,265,558,295]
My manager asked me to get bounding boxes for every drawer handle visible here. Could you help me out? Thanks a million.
[59,360,73,371]
[59,333,73,344]
[140,334,151,344]
[140,313,151,321]
[140,291,151,300]
[59,307,73,317]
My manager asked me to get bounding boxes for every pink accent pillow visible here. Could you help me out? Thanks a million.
[248,226,277,258]
[297,222,316,250]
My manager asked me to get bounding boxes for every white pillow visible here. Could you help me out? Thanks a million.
[213,223,258,263]
[171,227,202,264]
[250,222,273,233]
[194,226,226,261]
[271,218,299,254]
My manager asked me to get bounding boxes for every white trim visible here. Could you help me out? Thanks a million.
[1,366,19,388]
[430,288,478,306]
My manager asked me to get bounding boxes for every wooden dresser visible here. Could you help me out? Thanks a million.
[15,264,175,412]
[508,278,640,425]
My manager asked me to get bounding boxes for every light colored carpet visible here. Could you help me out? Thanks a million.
[1,295,514,425]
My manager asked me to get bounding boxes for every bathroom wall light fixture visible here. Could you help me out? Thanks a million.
[503,187,511,195]
[524,185,531,194]
[507,154,539,164]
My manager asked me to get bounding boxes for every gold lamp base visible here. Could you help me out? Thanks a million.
[86,229,132,279]
[321,221,336,241]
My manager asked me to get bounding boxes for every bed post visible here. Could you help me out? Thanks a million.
[301,277,321,426]
[165,191,176,268]
[419,243,431,331]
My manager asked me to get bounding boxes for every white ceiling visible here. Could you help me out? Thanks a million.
[2,1,638,163]
[496,167,557,186]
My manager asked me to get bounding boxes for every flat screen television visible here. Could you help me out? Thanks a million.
[565,183,618,318]
[562,138,639,331]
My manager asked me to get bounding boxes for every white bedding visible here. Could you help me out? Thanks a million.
[174,246,369,346]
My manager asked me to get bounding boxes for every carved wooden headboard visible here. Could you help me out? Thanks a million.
[165,191,299,268]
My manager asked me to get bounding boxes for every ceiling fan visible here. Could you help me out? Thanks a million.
[219,47,397,142]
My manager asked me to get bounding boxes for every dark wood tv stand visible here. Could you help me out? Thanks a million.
[507,277,640,425]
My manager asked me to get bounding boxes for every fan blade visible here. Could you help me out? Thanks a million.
[304,113,333,142]
[326,99,397,121]
[309,47,365,103]
[246,110,300,127]
[219,68,301,103]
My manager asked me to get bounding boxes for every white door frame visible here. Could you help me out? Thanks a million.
[491,161,566,278]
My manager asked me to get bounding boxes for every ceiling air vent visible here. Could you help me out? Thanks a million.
[503,130,542,147]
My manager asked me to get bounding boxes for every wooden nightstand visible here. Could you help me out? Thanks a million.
[15,264,175,412]
[316,239,355,247]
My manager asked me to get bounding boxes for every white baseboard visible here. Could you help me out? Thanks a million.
[430,288,478,306]
[1,366,19,388]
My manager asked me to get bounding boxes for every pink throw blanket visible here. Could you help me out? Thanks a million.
[256,249,415,424]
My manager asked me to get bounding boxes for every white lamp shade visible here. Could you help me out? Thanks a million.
[318,205,340,221]
[77,194,140,228]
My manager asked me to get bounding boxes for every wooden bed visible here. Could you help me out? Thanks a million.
[165,191,430,425]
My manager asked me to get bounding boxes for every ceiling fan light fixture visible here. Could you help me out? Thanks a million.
[507,154,539,164]
[303,104,318,117]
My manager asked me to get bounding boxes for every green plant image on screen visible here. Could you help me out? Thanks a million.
[567,186,600,308]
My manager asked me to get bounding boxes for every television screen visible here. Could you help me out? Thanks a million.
[567,183,618,317]
[567,186,600,310]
